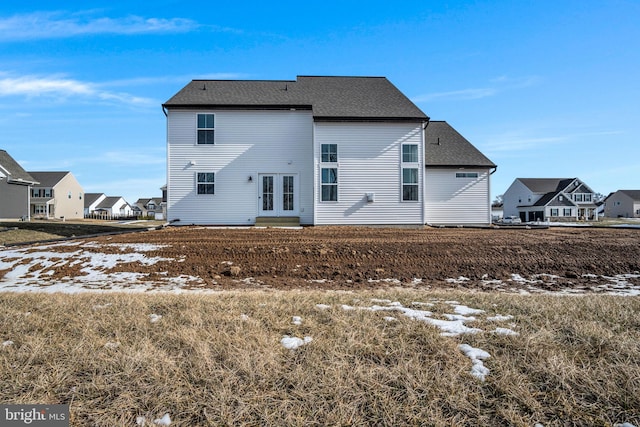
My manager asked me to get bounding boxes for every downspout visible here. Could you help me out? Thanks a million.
[489,166,497,224]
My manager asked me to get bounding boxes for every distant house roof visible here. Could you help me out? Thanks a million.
[84,193,105,208]
[618,190,640,201]
[0,150,38,185]
[163,76,428,122]
[423,121,496,168]
[518,178,576,194]
[96,196,125,209]
[28,171,71,187]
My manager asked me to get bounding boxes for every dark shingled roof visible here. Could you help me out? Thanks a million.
[619,190,640,201]
[163,76,428,121]
[28,171,70,187]
[518,178,576,194]
[423,121,496,167]
[96,196,125,209]
[84,193,105,208]
[0,150,38,184]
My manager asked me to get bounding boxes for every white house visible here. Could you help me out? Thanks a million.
[503,178,598,222]
[85,193,133,217]
[163,76,496,226]
[604,190,640,218]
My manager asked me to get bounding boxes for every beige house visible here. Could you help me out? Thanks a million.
[28,171,84,219]
[0,150,39,220]
[604,190,640,218]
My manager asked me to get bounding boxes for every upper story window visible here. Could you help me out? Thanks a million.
[402,144,418,163]
[197,114,215,145]
[321,144,337,163]
[456,172,479,178]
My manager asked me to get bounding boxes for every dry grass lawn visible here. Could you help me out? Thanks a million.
[1,290,639,426]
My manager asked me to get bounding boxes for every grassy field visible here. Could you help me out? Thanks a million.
[0,220,163,246]
[1,290,638,426]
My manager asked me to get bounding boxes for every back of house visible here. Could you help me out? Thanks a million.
[163,75,495,226]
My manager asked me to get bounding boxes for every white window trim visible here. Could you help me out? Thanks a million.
[196,113,215,145]
[196,172,215,195]
[319,144,338,202]
[401,144,419,202]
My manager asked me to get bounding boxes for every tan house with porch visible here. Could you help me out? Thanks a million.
[28,171,84,219]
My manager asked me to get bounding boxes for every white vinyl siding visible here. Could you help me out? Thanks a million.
[167,109,313,225]
[314,122,423,225]
[424,168,491,225]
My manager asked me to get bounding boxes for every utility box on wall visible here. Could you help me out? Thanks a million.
[366,192,375,203]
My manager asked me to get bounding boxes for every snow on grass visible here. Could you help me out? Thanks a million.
[2,340,14,347]
[458,344,491,381]
[149,314,162,323]
[315,304,331,310]
[292,316,302,325]
[154,413,172,426]
[281,335,312,350]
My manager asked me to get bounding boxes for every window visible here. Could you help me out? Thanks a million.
[584,194,592,202]
[574,194,583,202]
[563,208,572,216]
[550,208,559,217]
[402,144,418,163]
[321,168,337,201]
[456,172,479,178]
[402,168,419,201]
[196,172,215,194]
[197,114,215,144]
[321,144,337,163]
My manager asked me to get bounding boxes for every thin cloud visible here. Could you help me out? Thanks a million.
[413,75,539,103]
[483,129,623,154]
[413,87,496,102]
[0,11,199,41]
[0,73,154,106]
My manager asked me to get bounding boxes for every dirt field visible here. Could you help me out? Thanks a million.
[23,225,638,292]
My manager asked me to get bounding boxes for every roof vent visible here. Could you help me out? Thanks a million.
[201,83,206,90]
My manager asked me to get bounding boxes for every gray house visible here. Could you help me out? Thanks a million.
[163,75,496,226]
[604,190,640,218]
[0,150,38,220]
[503,178,598,222]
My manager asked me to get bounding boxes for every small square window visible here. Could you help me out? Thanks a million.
[402,144,418,163]
[321,144,338,163]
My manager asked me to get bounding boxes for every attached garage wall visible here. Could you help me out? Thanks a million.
[424,168,491,225]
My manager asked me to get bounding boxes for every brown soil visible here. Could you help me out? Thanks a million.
[77,225,640,291]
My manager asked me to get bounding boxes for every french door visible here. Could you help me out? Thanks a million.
[258,173,298,216]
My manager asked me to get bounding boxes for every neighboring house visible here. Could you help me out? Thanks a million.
[135,197,164,220]
[0,150,39,220]
[96,196,132,216]
[163,76,496,226]
[603,190,640,218]
[503,178,599,222]
[28,171,84,219]
[423,121,496,225]
[85,193,133,217]
[84,193,106,216]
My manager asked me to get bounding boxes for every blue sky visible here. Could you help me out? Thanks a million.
[1,0,639,204]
